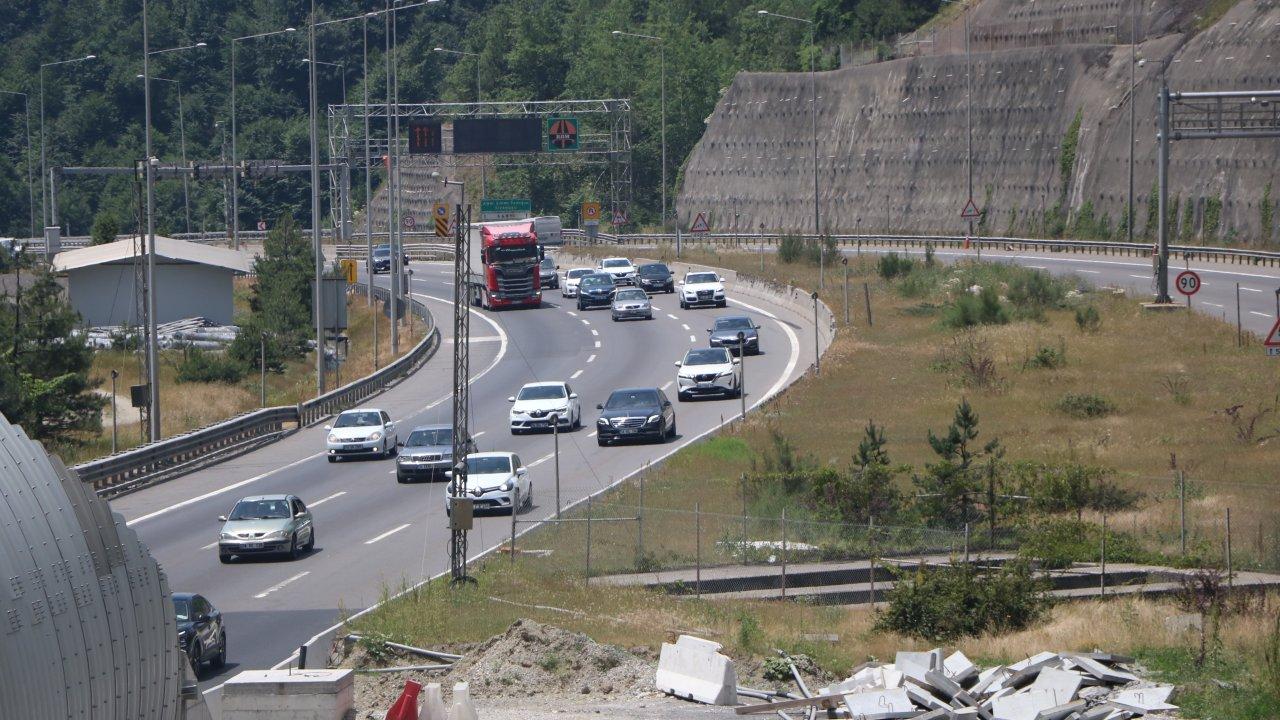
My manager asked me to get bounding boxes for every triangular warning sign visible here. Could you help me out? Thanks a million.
[960,199,982,220]
[1265,316,1280,348]
[689,212,710,233]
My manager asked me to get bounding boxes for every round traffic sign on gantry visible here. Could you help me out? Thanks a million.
[1175,270,1201,296]
[402,214,416,230]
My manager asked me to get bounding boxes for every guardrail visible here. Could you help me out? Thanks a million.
[73,284,439,498]
[333,242,456,262]
[562,229,1280,268]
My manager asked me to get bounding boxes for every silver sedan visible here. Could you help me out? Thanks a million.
[611,288,653,321]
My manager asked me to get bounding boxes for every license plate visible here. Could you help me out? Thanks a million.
[697,382,713,388]
[344,443,363,450]
[619,428,636,435]
[531,421,547,427]
[242,543,263,550]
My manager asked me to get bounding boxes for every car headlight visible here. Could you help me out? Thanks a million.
[596,418,609,426]
[500,479,514,491]
[264,530,286,539]
[219,532,232,540]
[368,431,383,441]
[717,370,736,378]
[327,433,338,443]
[647,414,661,425]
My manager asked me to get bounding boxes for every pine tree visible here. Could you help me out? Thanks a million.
[854,419,890,469]
[915,399,1002,528]
[230,212,316,371]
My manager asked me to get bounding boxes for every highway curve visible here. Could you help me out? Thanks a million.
[108,258,815,695]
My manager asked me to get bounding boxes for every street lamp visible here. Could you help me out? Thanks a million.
[0,90,35,238]
[231,26,298,249]
[434,45,488,199]
[610,30,666,230]
[756,9,824,289]
[737,331,747,420]
[301,59,348,104]
[139,75,192,235]
[39,54,96,228]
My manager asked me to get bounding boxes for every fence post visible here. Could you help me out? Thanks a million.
[963,522,970,565]
[585,494,592,582]
[868,515,876,606]
[1179,471,1187,556]
[637,469,645,563]
[781,508,788,600]
[1100,513,1107,597]
[1226,508,1233,589]
[863,282,873,327]
[1236,283,1243,347]
[510,487,519,563]
[741,473,748,560]
[695,501,702,599]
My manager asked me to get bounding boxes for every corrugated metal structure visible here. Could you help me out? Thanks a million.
[0,412,205,720]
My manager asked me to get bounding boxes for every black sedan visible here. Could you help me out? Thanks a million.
[174,592,227,674]
[371,244,410,274]
[708,315,761,355]
[636,262,675,293]
[576,272,617,310]
[596,387,676,446]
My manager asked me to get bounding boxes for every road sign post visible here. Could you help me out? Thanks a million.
[1175,270,1201,308]
[401,214,415,231]
[433,203,449,237]
[1264,316,1280,358]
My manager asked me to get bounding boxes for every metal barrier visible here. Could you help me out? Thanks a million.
[562,229,1280,268]
[72,284,439,497]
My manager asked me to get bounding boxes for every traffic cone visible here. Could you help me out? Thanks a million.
[963,235,971,250]
[385,679,423,720]
[422,683,447,720]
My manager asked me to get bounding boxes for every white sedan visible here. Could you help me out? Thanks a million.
[325,408,398,461]
[674,347,740,400]
[597,257,637,285]
[678,270,727,309]
[508,381,581,433]
[562,268,593,298]
[445,452,532,515]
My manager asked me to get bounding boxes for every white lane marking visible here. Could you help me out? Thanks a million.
[570,369,584,379]
[587,431,597,437]
[1250,311,1272,317]
[689,335,696,343]
[526,452,556,468]
[1130,274,1150,279]
[594,340,601,348]
[1077,269,1101,274]
[473,431,486,438]
[586,354,596,363]
[1203,302,1224,308]
[201,541,219,550]
[1241,286,1263,293]
[1027,265,1047,269]
[567,311,578,316]
[667,314,679,320]
[681,323,690,331]
[581,319,591,325]
[254,571,310,599]
[652,306,663,312]
[364,523,412,545]
[661,381,673,391]
[591,329,599,336]
[126,452,323,527]
[309,491,346,508]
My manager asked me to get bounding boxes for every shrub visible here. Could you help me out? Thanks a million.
[1007,269,1067,318]
[936,332,1004,389]
[1056,393,1115,419]
[1074,305,1101,332]
[942,286,1009,328]
[809,464,901,525]
[176,348,247,384]
[762,656,795,682]
[778,234,805,263]
[1024,344,1066,370]
[1018,518,1149,569]
[1161,374,1192,406]
[877,252,916,280]
[875,562,1049,642]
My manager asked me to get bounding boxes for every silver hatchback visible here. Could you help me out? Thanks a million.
[217,494,315,562]
[611,287,653,321]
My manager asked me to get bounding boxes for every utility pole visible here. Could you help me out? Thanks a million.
[309,0,325,394]
[1127,0,1138,244]
[364,12,374,305]
[140,2,160,441]
[1155,80,1171,303]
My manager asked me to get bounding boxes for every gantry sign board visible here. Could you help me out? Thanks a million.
[546,116,580,151]
[408,119,443,154]
[481,198,533,221]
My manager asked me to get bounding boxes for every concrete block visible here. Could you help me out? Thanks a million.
[422,683,446,720]
[896,651,938,687]
[925,670,965,699]
[842,687,917,719]
[905,681,950,710]
[1109,685,1177,713]
[945,650,979,685]
[655,635,739,705]
[448,682,478,720]
[1028,668,1083,705]
[1009,652,1059,673]
[1034,699,1086,720]
[221,669,354,720]
[991,689,1058,720]
[1062,655,1138,685]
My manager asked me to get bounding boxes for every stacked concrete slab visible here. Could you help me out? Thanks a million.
[679,0,1280,245]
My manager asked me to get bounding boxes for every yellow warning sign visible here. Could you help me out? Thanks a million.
[581,202,601,223]
[434,203,450,237]
[338,259,358,284]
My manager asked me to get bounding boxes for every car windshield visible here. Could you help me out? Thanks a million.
[580,275,613,288]
[540,258,555,269]
[714,317,754,331]
[605,389,660,409]
[601,259,630,268]
[229,498,292,520]
[639,264,669,276]
[518,385,566,401]
[686,273,718,284]
[406,428,451,446]
[373,246,390,257]
[466,456,512,474]
[614,289,647,302]
[684,349,730,366]
[487,244,538,264]
[334,411,382,428]
[173,599,191,621]
[567,268,591,279]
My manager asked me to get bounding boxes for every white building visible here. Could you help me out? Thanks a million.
[52,236,252,327]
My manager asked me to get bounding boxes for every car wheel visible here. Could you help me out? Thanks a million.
[327,456,336,463]
[677,392,687,402]
[525,484,534,509]
[397,473,409,484]
[305,527,315,551]
[573,410,582,430]
[212,634,227,669]
[288,534,300,560]
[218,553,232,564]
[188,641,203,672]
[667,420,677,440]
[679,300,688,309]
[596,436,607,447]
[577,301,586,311]
[716,300,727,308]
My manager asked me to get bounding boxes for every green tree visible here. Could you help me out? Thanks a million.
[229,212,315,371]
[914,398,1001,527]
[853,419,890,469]
[90,211,120,246]
[0,268,103,440]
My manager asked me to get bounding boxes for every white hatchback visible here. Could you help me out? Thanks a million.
[445,452,532,515]
[508,381,581,433]
[325,408,398,461]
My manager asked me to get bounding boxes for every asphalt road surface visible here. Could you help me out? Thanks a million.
[110,260,813,695]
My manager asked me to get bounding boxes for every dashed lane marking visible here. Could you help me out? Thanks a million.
[667,314,679,320]
[586,354,596,363]
[591,329,599,336]
[570,369,583,379]
[364,523,412,545]
[594,341,601,348]
[309,491,347,508]
[253,571,310,600]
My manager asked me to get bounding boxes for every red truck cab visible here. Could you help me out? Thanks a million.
[473,220,543,309]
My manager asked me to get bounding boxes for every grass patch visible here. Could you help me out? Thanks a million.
[1055,393,1116,419]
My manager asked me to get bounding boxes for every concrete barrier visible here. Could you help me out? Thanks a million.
[655,635,739,705]
[220,669,354,720]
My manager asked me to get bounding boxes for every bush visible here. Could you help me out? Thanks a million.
[1018,518,1150,570]
[1007,269,1067,318]
[778,234,805,263]
[1024,344,1066,370]
[176,348,247,384]
[875,562,1049,642]
[1074,305,1101,332]
[942,286,1008,328]
[1056,393,1115,419]
[877,252,916,280]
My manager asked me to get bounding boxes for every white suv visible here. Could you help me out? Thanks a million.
[597,257,637,285]
[325,408,398,461]
[674,347,740,400]
[678,271,727,309]
[508,381,581,433]
[562,267,592,298]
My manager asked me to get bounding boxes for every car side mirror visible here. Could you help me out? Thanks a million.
[217,515,227,523]
[444,470,453,478]
[507,396,516,402]
[705,328,712,333]
[517,467,528,475]
[569,393,578,399]
[196,613,211,623]
[596,403,604,410]
[323,424,332,430]
[673,361,682,367]
[733,357,741,365]
[385,421,395,429]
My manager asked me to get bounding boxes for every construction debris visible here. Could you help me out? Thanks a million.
[656,635,740,706]
[82,317,241,349]
[735,648,1178,719]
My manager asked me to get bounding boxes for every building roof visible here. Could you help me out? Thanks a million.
[52,236,252,274]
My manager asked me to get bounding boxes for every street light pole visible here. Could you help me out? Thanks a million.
[610,30,666,229]
[143,76,192,235]
[231,27,297,250]
[0,90,35,238]
[433,46,485,198]
[141,0,161,441]
[309,0,325,395]
[1127,0,1139,244]
[385,0,399,355]
[39,54,96,229]
[365,13,375,305]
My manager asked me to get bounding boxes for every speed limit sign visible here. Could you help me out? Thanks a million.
[1175,270,1201,296]
[401,214,416,230]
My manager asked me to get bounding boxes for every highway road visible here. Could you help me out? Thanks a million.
[109,258,814,695]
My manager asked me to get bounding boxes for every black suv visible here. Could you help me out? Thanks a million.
[538,257,560,289]
[708,315,762,355]
[576,272,616,310]
[174,592,227,674]
[371,244,410,273]
[636,262,675,293]
[595,387,676,446]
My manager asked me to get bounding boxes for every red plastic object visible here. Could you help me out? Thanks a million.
[385,679,423,720]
